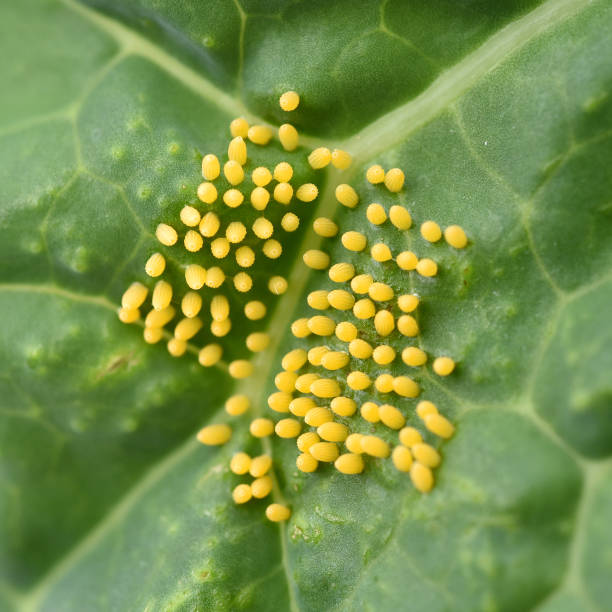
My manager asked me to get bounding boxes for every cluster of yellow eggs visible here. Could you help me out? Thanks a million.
[117,91,317,388]
[119,89,469,522]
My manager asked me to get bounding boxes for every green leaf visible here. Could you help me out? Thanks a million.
[1,0,611,610]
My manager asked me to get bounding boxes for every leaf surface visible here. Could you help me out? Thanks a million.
[1,0,611,610]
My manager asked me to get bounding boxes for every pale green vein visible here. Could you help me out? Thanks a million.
[61,0,256,123]
[0,283,226,370]
[343,0,590,161]
[542,462,611,612]
[20,438,210,612]
[0,283,117,311]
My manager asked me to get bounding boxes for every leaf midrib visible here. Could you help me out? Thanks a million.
[17,0,593,608]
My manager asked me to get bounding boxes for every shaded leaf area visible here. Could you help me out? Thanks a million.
[32,411,580,612]
[83,0,546,137]
[1,0,612,610]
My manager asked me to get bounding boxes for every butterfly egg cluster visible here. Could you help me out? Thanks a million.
[265,162,470,495]
[116,91,322,522]
[118,89,317,369]
[151,90,333,521]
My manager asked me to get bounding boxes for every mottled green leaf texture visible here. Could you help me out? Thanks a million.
[1,0,611,610]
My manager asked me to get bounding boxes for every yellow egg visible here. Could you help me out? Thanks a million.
[321,351,350,370]
[251,476,273,499]
[121,282,148,310]
[249,454,272,477]
[366,203,387,225]
[392,376,420,398]
[152,280,173,309]
[335,184,359,208]
[197,181,217,204]
[335,321,358,342]
[397,294,419,313]
[353,298,375,319]
[167,337,187,357]
[304,407,334,427]
[307,290,329,310]
[360,401,380,423]
[384,168,405,192]
[309,442,339,462]
[330,396,357,417]
[348,338,373,359]
[250,187,270,210]
[416,258,438,277]
[433,356,455,376]
[334,453,364,474]
[229,117,249,138]
[145,252,166,277]
[402,346,427,367]
[397,315,419,337]
[308,147,332,169]
[328,262,355,283]
[313,217,338,238]
[279,123,299,151]
[424,413,455,439]
[296,183,319,202]
[232,483,252,504]
[275,418,301,439]
[244,300,266,320]
[297,432,320,453]
[180,205,201,228]
[374,373,394,393]
[268,275,288,295]
[228,136,247,165]
[296,453,318,473]
[361,435,390,458]
[279,90,300,111]
[372,345,396,365]
[318,421,349,442]
[225,394,250,416]
[291,317,311,338]
[345,433,364,454]
[174,316,202,340]
[274,182,293,205]
[350,274,373,294]
[396,251,418,271]
[374,310,394,337]
[303,249,330,270]
[228,360,253,379]
[275,371,297,393]
[197,423,232,446]
[249,418,274,438]
[199,211,220,237]
[247,125,273,145]
[420,220,442,243]
[223,188,244,208]
[371,243,393,262]
[392,445,413,472]
[399,426,423,447]
[281,348,308,372]
[145,305,175,328]
[379,404,405,430]
[273,161,293,182]
[412,443,441,468]
[365,164,385,184]
[281,212,300,232]
[201,153,220,180]
[265,504,291,522]
[444,225,468,248]
[410,462,434,493]
[230,452,251,475]
[389,205,412,230]
[155,223,178,246]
